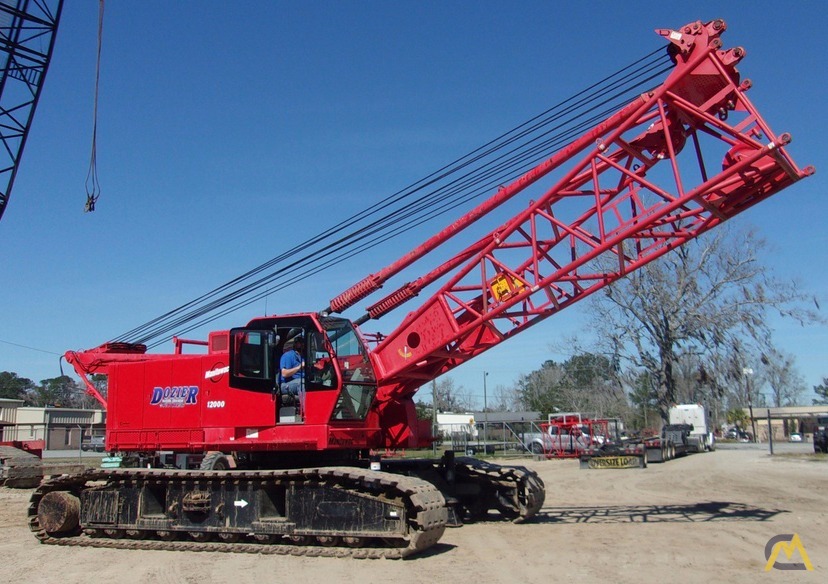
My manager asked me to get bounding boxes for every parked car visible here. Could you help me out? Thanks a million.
[725,427,750,442]
[81,435,105,452]
[789,432,803,443]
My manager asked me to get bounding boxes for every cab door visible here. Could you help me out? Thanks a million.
[228,328,277,391]
[224,328,281,426]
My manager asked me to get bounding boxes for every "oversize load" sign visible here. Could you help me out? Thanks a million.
[584,455,643,469]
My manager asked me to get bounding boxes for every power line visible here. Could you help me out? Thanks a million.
[0,338,61,355]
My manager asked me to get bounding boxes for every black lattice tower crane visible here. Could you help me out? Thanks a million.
[0,0,63,223]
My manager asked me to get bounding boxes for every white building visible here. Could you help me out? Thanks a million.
[0,398,106,450]
[436,413,478,439]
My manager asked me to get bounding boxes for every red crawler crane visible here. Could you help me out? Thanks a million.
[35,20,811,558]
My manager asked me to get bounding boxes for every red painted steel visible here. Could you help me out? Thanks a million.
[65,21,812,453]
[366,21,813,415]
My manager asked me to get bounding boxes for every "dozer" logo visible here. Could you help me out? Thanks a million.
[150,386,199,408]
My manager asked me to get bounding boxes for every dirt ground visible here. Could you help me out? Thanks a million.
[2,445,825,583]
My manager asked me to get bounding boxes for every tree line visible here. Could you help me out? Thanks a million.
[0,371,105,409]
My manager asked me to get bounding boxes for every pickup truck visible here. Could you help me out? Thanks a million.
[81,435,105,453]
[524,424,600,455]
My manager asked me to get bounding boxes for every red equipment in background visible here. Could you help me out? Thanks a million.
[538,416,610,459]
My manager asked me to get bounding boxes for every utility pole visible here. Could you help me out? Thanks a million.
[432,379,438,455]
[743,367,757,442]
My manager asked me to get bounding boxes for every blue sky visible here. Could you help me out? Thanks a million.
[0,1,825,407]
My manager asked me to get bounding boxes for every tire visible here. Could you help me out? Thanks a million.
[200,452,231,471]
[530,442,544,455]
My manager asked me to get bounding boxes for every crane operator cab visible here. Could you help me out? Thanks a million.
[227,315,378,424]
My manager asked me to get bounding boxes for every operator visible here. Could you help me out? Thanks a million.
[279,335,305,408]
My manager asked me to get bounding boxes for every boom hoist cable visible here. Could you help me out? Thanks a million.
[114,47,672,347]
[111,46,674,347]
[84,0,104,212]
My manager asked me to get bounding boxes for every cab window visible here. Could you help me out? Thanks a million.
[229,328,276,391]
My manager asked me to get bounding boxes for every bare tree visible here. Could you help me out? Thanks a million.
[588,226,818,422]
[757,346,807,407]
[433,376,475,412]
[491,383,521,412]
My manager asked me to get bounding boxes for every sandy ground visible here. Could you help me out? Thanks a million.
[2,445,825,583]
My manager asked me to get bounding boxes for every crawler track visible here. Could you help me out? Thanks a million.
[453,457,545,522]
[28,467,447,559]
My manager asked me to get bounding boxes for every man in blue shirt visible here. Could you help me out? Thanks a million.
[279,335,305,410]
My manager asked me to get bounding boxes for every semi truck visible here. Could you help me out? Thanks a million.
[668,404,715,453]
[581,406,713,467]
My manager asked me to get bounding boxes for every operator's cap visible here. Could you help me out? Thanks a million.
[286,328,304,345]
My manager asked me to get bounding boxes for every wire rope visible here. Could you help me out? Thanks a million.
[84,0,104,212]
[114,46,674,347]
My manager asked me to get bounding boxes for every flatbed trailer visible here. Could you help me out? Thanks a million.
[581,421,713,469]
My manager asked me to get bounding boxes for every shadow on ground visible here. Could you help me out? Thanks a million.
[406,542,458,559]
[534,501,786,524]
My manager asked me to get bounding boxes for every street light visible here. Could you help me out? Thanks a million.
[483,371,489,449]
[743,367,757,442]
